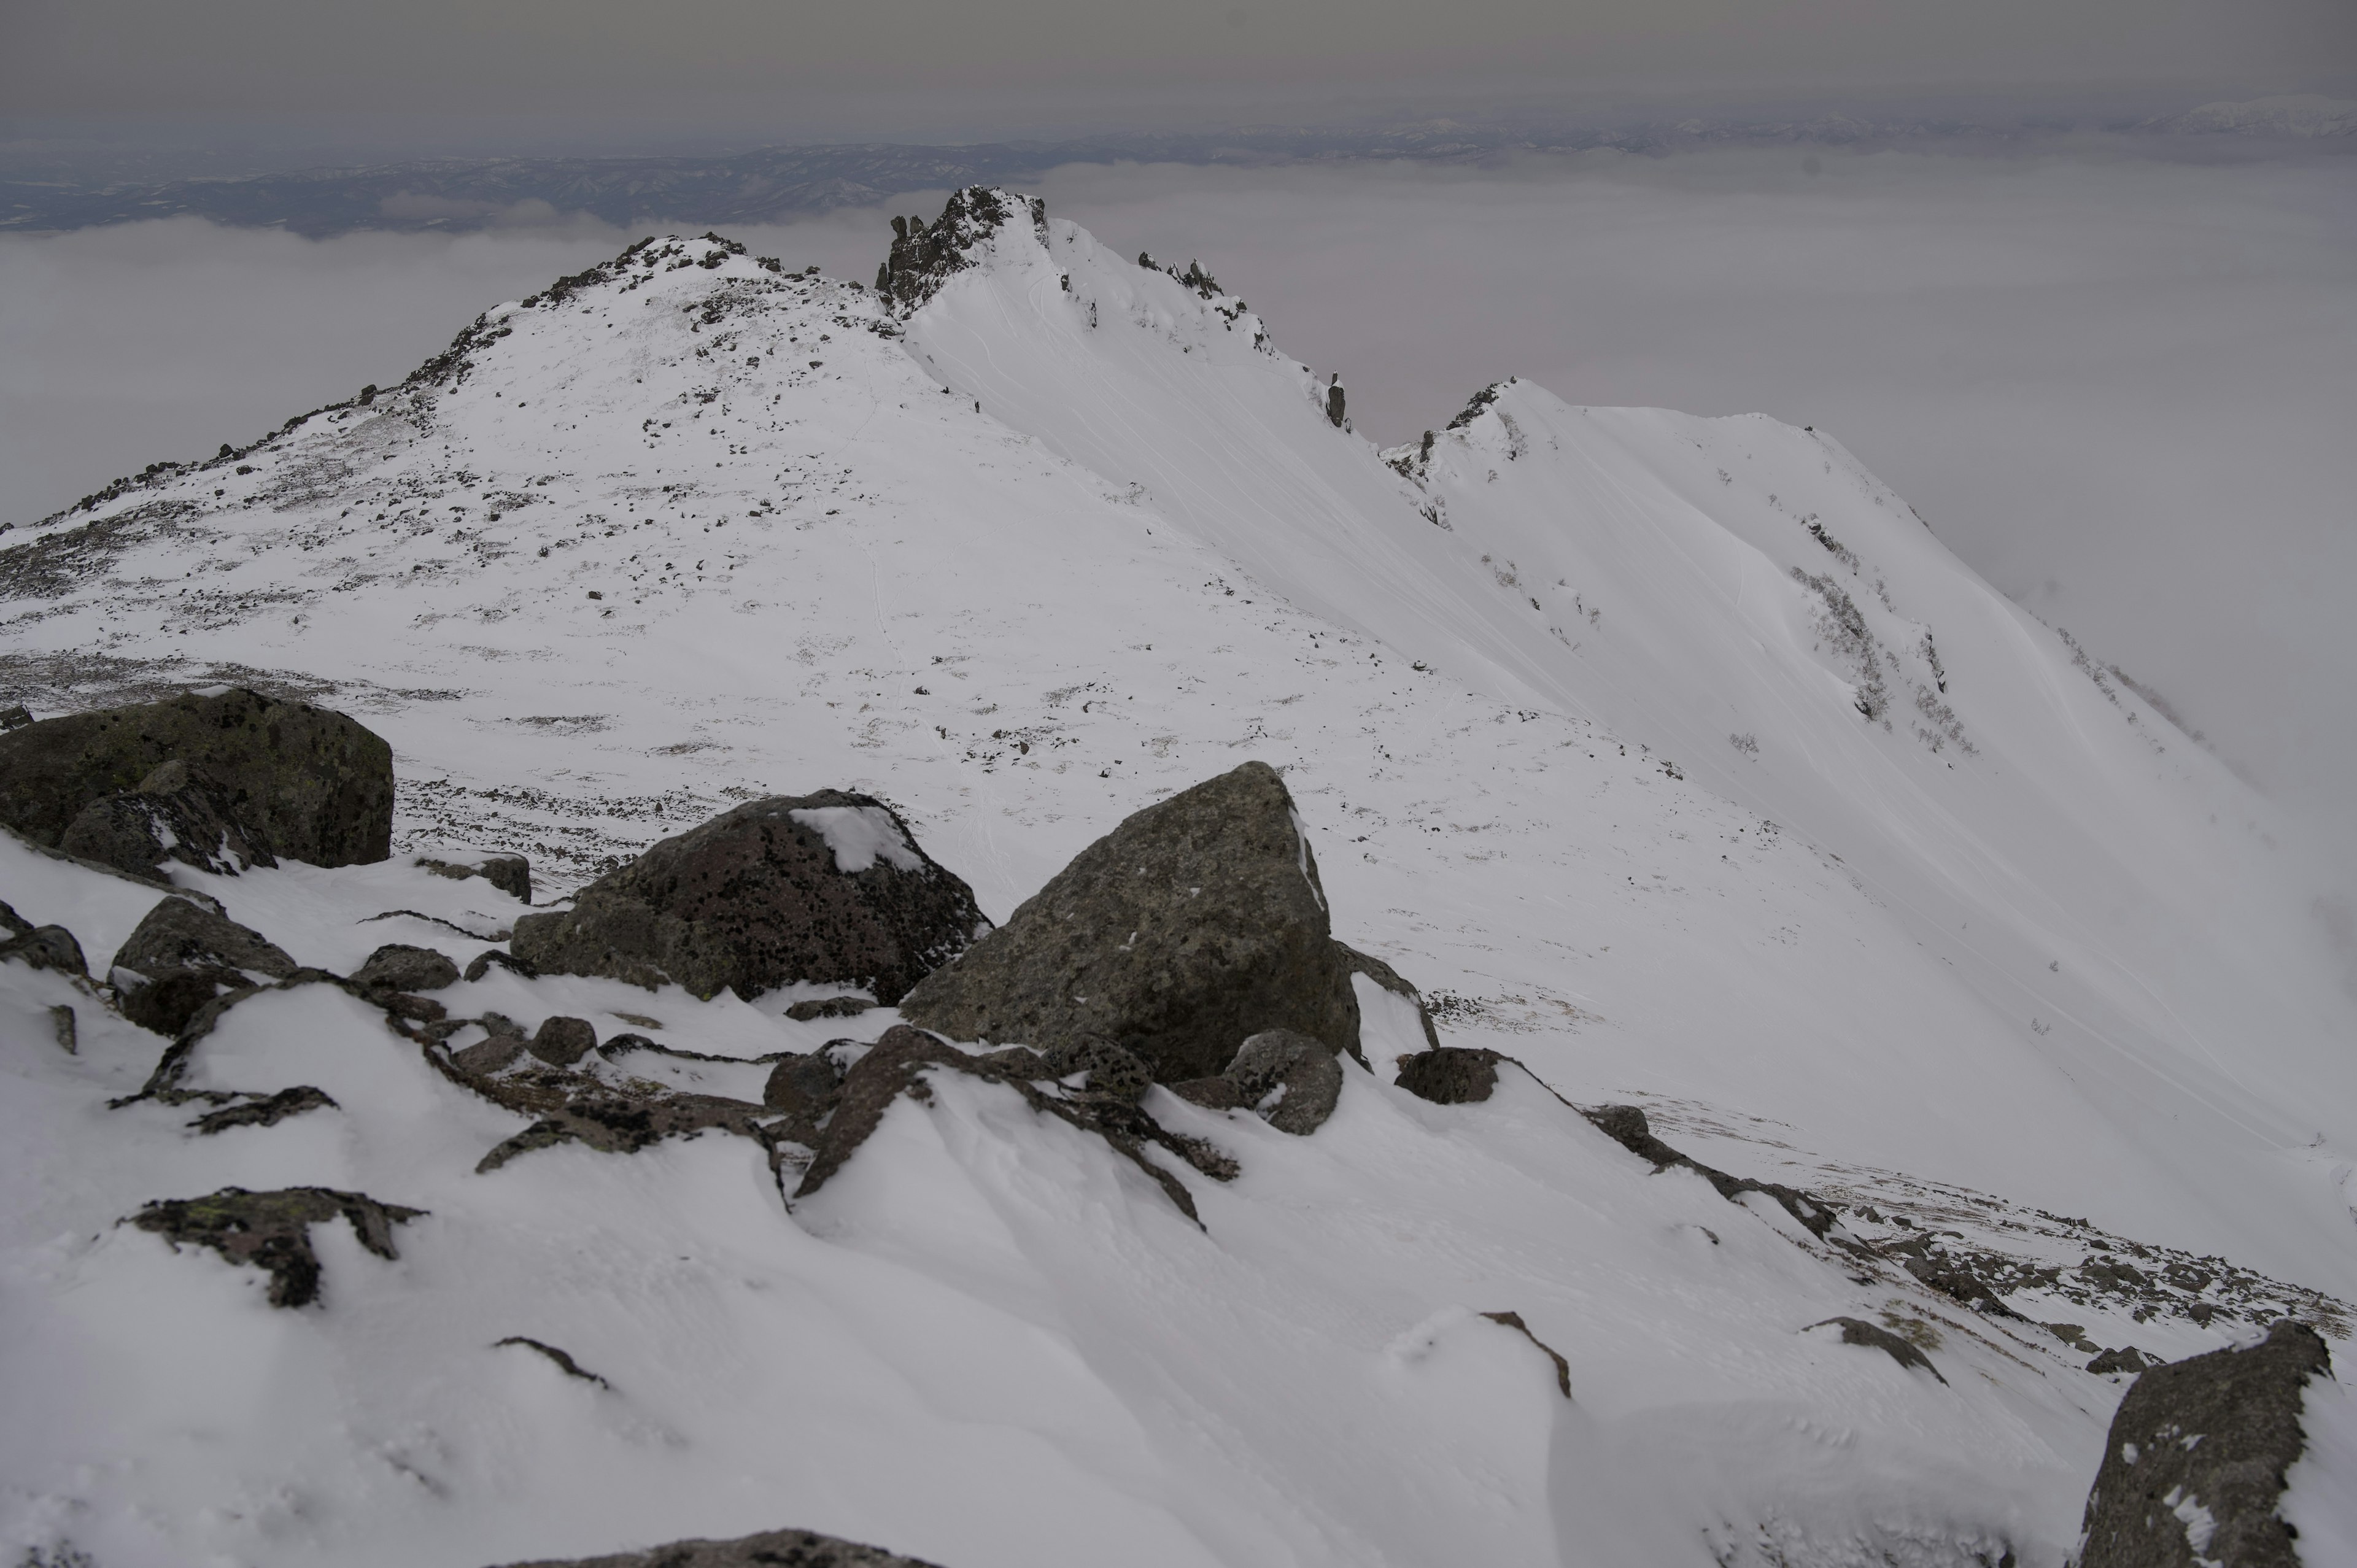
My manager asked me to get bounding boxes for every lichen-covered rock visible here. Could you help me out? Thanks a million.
[0,689,393,867]
[1225,1028,1344,1135]
[2075,1319,2332,1568]
[899,762,1360,1082]
[112,896,296,984]
[488,1526,946,1568]
[351,943,460,993]
[509,791,986,1005]
[128,1186,424,1308]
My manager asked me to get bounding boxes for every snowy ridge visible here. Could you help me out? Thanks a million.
[1,193,2351,1567]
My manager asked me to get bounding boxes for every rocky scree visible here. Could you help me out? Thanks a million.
[510,790,987,1005]
[899,761,1364,1082]
[0,689,394,873]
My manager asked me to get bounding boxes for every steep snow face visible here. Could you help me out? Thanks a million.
[0,199,2351,1568]
[900,204,2357,1291]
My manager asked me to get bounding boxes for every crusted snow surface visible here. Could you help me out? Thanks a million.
[789,805,926,874]
[1,203,2351,1566]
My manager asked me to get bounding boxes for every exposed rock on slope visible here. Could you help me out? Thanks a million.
[511,792,986,1004]
[492,1526,945,1568]
[129,1186,425,1309]
[899,761,1363,1080]
[2075,1320,2332,1568]
[0,689,393,871]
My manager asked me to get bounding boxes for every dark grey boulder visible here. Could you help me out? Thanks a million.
[0,689,393,868]
[488,1526,945,1568]
[784,994,874,1021]
[1225,1029,1344,1135]
[121,966,250,1037]
[898,762,1361,1081]
[528,1015,598,1067]
[2076,1319,2331,1568]
[352,943,460,993]
[510,791,986,1004]
[112,897,297,984]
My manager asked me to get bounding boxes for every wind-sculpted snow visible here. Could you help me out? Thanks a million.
[1,190,2352,1566]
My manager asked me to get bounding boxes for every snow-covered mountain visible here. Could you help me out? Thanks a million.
[2,191,2350,1568]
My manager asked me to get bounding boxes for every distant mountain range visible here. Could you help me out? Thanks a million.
[6,95,2349,236]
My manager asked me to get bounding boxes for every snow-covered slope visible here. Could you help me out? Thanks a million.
[1,202,2350,1568]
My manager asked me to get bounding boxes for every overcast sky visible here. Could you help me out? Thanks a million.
[5,0,2353,150]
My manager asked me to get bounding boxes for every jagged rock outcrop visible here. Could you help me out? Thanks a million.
[2074,1319,2332,1568]
[128,1186,425,1308]
[0,689,394,870]
[900,763,1363,1081]
[877,187,1047,315]
[510,792,987,1005]
[489,1526,946,1568]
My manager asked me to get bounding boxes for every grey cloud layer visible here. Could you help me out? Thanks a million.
[6,0,2352,125]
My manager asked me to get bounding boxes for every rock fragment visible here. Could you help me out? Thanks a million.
[58,757,274,880]
[899,762,1361,1081]
[528,1015,598,1067]
[189,1085,338,1134]
[0,921,86,977]
[2075,1320,2332,1568]
[510,790,986,1005]
[112,895,297,983]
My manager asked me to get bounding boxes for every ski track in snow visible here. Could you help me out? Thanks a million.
[2,215,2351,1568]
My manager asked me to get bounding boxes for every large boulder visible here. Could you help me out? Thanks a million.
[509,791,987,1004]
[2075,1319,2332,1568]
[899,762,1360,1082]
[0,689,393,872]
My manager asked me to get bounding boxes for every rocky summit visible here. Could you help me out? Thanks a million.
[0,187,2350,1568]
